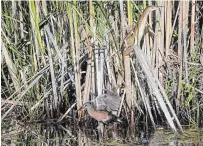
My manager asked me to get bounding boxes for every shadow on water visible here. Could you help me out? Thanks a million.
[2,119,202,146]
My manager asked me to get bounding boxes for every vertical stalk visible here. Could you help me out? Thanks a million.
[119,0,125,45]
[90,0,96,96]
[45,28,58,110]
[100,46,104,93]
[177,1,183,114]
[125,0,133,131]
[190,0,195,54]
[12,1,17,44]
[125,0,133,110]
[67,2,80,111]
[157,1,164,84]
[165,0,172,58]
[73,1,81,111]
[183,1,189,84]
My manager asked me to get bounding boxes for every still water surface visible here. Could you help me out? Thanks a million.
[1,122,202,146]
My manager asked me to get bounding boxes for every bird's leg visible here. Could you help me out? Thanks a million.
[112,122,118,140]
[97,122,104,143]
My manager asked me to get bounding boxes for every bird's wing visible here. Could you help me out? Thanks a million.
[93,94,107,110]
[95,91,121,111]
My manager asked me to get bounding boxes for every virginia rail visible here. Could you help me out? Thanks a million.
[82,102,122,124]
[81,89,122,123]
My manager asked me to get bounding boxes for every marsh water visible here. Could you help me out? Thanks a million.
[2,121,202,146]
[65,127,203,146]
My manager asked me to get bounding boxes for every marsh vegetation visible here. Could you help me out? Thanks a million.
[1,1,203,145]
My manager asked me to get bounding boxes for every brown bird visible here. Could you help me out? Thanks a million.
[82,102,122,124]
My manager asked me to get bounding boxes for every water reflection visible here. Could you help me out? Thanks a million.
[77,126,203,146]
[1,122,202,146]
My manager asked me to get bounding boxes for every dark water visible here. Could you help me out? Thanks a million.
[1,121,203,146]
[76,127,203,146]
